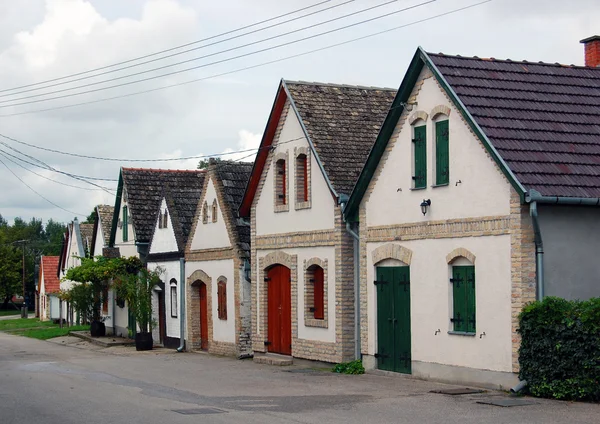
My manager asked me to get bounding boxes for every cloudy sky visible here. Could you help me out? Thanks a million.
[0,0,598,224]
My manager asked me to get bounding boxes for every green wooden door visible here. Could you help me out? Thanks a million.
[376,266,411,374]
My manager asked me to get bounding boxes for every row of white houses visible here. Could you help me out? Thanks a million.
[57,41,600,390]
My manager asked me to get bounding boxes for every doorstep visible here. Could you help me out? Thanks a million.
[253,353,293,366]
[69,331,135,347]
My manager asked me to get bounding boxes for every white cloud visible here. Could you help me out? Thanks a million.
[220,129,261,162]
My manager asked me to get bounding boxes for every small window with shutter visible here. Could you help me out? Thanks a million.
[276,159,286,206]
[122,206,128,242]
[170,279,178,318]
[217,280,227,320]
[451,265,475,333]
[202,201,208,224]
[412,124,427,188]
[212,199,218,223]
[435,119,449,185]
[163,209,169,228]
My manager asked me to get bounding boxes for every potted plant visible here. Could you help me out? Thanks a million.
[114,267,162,351]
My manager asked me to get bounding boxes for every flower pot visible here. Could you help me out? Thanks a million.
[90,321,106,337]
[135,332,153,351]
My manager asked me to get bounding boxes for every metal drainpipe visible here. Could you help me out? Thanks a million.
[529,201,544,300]
[177,257,186,352]
[345,220,361,361]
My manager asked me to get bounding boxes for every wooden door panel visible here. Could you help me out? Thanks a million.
[267,265,292,355]
[376,267,394,372]
[200,283,208,350]
[394,266,411,374]
[280,266,292,355]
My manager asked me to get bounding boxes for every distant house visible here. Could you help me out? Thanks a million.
[38,256,60,321]
[109,167,205,339]
[239,80,395,364]
[146,171,205,348]
[343,40,600,388]
[185,159,253,357]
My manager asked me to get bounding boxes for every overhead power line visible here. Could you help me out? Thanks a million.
[0,0,358,99]
[0,0,434,109]
[0,0,336,94]
[0,0,491,118]
[0,156,87,217]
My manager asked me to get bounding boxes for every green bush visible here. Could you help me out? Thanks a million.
[518,296,600,401]
[332,359,365,375]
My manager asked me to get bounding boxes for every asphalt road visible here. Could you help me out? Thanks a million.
[0,332,598,424]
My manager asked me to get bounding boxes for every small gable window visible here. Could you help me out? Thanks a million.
[296,154,308,203]
[158,211,163,229]
[435,119,449,185]
[305,263,326,322]
[276,158,286,206]
[212,199,218,223]
[163,209,169,228]
[450,262,476,334]
[412,123,427,189]
[202,201,209,224]
[170,279,178,318]
[122,205,128,242]
[217,278,227,320]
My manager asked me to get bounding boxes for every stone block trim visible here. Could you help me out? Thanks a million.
[409,110,429,124]
[185,247,235,262]
[294,146,311,210]
[430,104,452,119]
[446,247,476,264]
[303,257,328,329]
[186,269,213,351]
[255,229,336,250]
[209,340,237,357]
[273,151,289,213]
[367,216,511,242]
[372,243,413,266]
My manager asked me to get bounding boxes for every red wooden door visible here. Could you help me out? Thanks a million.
[199,283,208,350]
[267,265,292,355]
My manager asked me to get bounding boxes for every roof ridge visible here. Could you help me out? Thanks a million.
[284,79,397,92]
[122,167,206,173]
[426,51,600,71]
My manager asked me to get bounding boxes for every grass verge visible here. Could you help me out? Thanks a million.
[0,310,22,317]
[15,325,90,340]
[0,318,56,331]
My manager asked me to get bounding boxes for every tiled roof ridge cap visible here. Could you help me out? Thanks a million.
[284,79,397,91]
[122,167,206,173]
[427,51,599,71]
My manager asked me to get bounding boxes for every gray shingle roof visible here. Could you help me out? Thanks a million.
[96,205,114,246]
[164,187,203,251]
[213,160,253,258]
[285,81,396,196]
[79,223,94,253]
[121,168,206,243]
[428,53,600,198]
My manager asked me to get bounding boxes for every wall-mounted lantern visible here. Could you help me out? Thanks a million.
[420,199,431,216]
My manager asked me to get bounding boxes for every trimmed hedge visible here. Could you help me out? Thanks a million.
[518,296,600,401]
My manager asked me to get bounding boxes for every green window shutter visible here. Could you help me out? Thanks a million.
[465,266,476,333]
[452,267,467,332]
[435,120,449,185]
[413,125,427,188]
[122,206,128,242]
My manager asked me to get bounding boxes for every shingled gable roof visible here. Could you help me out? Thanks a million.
[239,79,396,216]
[40,256,60,294]
[212,159,253,258]
[96,205,114,247]
[110,168,206,246]
[345,47,600,221]
[150,186,203,253]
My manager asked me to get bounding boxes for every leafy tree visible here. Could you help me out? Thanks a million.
[0,232,22,309]
[84,209,97,224]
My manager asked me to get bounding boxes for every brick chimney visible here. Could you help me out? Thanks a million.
[580,35,600,67]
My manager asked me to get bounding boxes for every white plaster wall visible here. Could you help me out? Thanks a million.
[49,295,60,319]
[93,218,105,257]
[148,260,181,339]
[255,105,335,236]
[149,198,179,254]
[113,298,129,337]
[365,235,513,373]
[366,73,511,227]
[114,193,137,256]
[255,246,336,343]
[189,177,231,251]
[186,259,236,343]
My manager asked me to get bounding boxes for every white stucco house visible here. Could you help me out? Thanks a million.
[185,159,253,357]
[342,45,600,389]
[37,256,60,321]
[239,80,395,364]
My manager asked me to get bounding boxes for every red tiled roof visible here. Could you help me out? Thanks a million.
[41,256,60,294]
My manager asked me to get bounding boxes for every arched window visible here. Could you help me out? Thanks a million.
[212,199,218,223]
[306,265,324,320]
[296,154,308,203]
[163,209,169,228]
[434,117,449,186]
[170,279,178,318]
[449,257,475,334]
[202,201,209,224]
[275,158,286,206]
[217,278,227,320]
